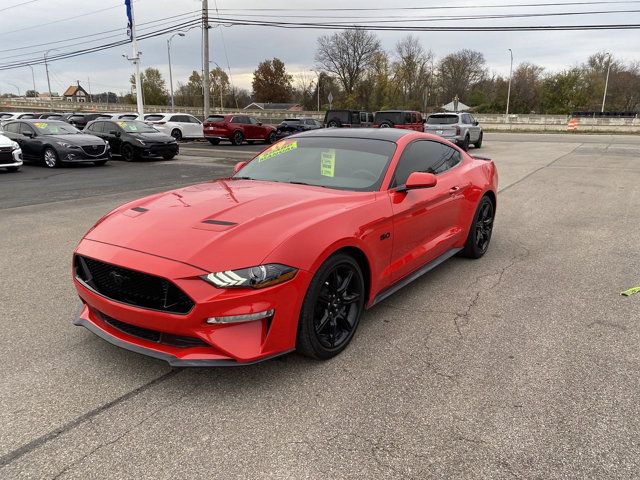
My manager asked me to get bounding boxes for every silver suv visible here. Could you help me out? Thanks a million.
[424,112,483,151]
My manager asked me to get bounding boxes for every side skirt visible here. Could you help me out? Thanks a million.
[369,248,462,307]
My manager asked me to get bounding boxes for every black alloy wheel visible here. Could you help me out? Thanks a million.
[475,132,483,148]
[266,131,276,144]
[231,131,244,146]
[460,135,470,151]
[171,129,182,141]
[297,253,365,359]
[121,144,136,162]
[461,196,495,259]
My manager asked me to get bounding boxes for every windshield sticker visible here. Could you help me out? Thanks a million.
[320,149,335,177]
[258,140,297,162]
[34,122,47,129]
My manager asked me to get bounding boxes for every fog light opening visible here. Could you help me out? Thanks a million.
[206,309,274,325]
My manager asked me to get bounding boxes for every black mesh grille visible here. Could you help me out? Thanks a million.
[82,145,106,156]
[98,311,208,348]
[0,147,12,163]
[74,255,194,314]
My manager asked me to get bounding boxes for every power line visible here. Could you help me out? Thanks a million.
[0,0,41,13]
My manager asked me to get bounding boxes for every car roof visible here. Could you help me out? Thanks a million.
[292,127,413,142]
[20,119,66,123]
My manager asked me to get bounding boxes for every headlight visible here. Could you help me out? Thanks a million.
[202,264,297,289]
[56,141,79,149]
[135,139,146,146]
[11,141,20,151]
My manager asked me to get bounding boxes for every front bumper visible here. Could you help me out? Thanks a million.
[0,147,23,168]
[73,240,309,366]
[141,143,179,158]
[60,145,111,162]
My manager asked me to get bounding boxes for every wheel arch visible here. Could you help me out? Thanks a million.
[330,246,372,308]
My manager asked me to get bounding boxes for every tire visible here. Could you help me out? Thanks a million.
[171,129,182,141]
[93,160,108,166]
[208,138,220,145]
[7,166,20,172]
[162,154,176,160]
[459,135,470,152]
[120,144,136,162]
[379,121,394,128]
[265,131,276,144]
[474,132,483,148]
[327,119,341,128]
[231,131,244,146]
[461,196,495,259]
[43,147,60,168]
[296,253,366,360]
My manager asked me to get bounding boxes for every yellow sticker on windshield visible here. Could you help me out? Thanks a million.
[258,140,297,162]
[320,149,335,177]
[34,122,47,129]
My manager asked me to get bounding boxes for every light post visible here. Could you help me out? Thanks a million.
[44,49,58,110]
[506,48,513,118]
[26,65,36,96]
[8,83,21,97]
[601,52,612,113]
[167,32,185,111]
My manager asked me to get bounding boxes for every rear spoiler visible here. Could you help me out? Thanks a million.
[471,155,492,162]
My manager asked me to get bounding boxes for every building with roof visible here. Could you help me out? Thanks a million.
[244,102,302,111]
[63,83,90,103]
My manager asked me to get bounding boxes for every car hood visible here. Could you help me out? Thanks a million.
[84,179,375,272]
[129,132,175,142]
[0,134,14,147]
[45,134,105,146]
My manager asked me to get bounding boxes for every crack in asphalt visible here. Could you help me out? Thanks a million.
[0,369,182,469]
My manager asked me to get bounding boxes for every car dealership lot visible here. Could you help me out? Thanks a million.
[1,133,639,478]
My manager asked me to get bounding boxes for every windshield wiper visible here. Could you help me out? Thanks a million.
[288,181,328,188]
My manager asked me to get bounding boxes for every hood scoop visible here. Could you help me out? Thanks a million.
[193,218,238,232]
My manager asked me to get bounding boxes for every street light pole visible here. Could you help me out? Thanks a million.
[167,32,185,112]
[26,65,36,96]
[601,52,612,113]
[44,49,55,110]
[506,48,513,118]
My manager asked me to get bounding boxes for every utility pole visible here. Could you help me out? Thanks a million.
[87,77,92,103]
[202,0,211,119]
[168,32,185,111]
[26,65,36,96]
[601,52,612,113]
[506,48,513,119]
[129,0,144,118]
[44,50,54,110]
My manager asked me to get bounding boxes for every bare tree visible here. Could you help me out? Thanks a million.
[438,49,487,103]
[510,63,544,113]
[315,28,381,95]
[293,72,316,110]
[392,35,434,110]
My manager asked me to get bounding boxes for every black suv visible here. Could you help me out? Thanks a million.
[323,110,373,128]
[85,119,178,161]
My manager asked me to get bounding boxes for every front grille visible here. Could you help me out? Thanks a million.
[0,152,12,162]
[82,145,106,156]
[74,255,194,314]
[98,311,208,348]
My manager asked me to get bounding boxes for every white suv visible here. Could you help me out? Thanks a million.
[0,133,23,172]
[143,113,203,140]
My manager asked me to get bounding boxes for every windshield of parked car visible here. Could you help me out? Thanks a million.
[116,121,158,133]
[234,137,396,192]
[206,115,225,122]
[144,115,165,121]
[32,122,82,135]
[374,111,403,124]
[426,115,459,125]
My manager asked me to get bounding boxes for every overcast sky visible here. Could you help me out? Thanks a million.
[0,0,638,98]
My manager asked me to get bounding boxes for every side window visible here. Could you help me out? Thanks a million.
[169,115,182,122]
[4,122,19,134]
[20,123,34,136]
[432,144,462,174]
[248,117,259,125]
[187,115,200,124]
[360,112,367,123]
[411,113,417,124]
[230,116,240,123]
[392,141,448,187]
[351,112,360,124]
[404,112,412,124]
[462,114,471,124]
[468,114,476,124]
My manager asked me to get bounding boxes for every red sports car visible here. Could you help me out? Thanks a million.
[73,129,498,365]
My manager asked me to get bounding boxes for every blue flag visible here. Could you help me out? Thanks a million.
[125,0,133,41]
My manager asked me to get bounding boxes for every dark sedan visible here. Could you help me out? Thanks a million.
[276,117,322,138]
[2,120,110,168]
[85,119,178,161]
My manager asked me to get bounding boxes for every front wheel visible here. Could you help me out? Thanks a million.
[43,147,60,168]
[296,253,365,360]
[120,144,136,162]
[474,132,483,148]
[461,196,495,259]
[171,129,182,141]
[265,131,276,144]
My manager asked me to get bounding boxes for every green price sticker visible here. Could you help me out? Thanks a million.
[320,149,335,177]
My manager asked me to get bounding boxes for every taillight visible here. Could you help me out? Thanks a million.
[455,126,461,135]
[156,121,166,125]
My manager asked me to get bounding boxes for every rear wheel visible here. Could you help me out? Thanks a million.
[327,119,341,128]
[379,121,394,128]
[171,129,182,141]
[297,253,365,360]
[208,138,220,145]
[459,135,470,152]
[231,131,244,146]
[461,196,495,259]
[474,132,483,148]
[265,131,276,144]
[43,147,60,168]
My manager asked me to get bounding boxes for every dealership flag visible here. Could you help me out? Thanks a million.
[125,0,133,41]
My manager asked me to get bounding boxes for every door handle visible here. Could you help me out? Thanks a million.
[449,186,460,194]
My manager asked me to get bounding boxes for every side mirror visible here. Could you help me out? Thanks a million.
[109,130,120,136]
[23,131,34,138]
[473,121,479,126]
[233,161,247,173]
[257,122,263,126]
[403,172,437,190]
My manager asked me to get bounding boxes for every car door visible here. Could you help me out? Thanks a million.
[186,115,203,138]
[2,122,27,156]
[19,123,41,159]
[466,114,480,142]
[387,140,467,281]
[101,121,123,154]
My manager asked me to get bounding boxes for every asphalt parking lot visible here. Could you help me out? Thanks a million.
[1,132,639,479]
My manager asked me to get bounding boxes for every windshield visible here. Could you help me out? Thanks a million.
[144,114,165,121]
[32,122,81,135]
[234,137,396,192]
[116,121,158,133]
[426,115,459,125]
[0,113,13,119]
[375,111,403,124]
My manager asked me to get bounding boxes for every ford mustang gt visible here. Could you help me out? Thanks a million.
[73,129,498,366]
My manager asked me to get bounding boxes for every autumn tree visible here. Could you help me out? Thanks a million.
[438,49,487,103]
[209,67,230,109]
[510,63,544,113]
[252,58,293,103]
[315,28,381,96]
[175,71,203,107]
[129,67,168,106]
